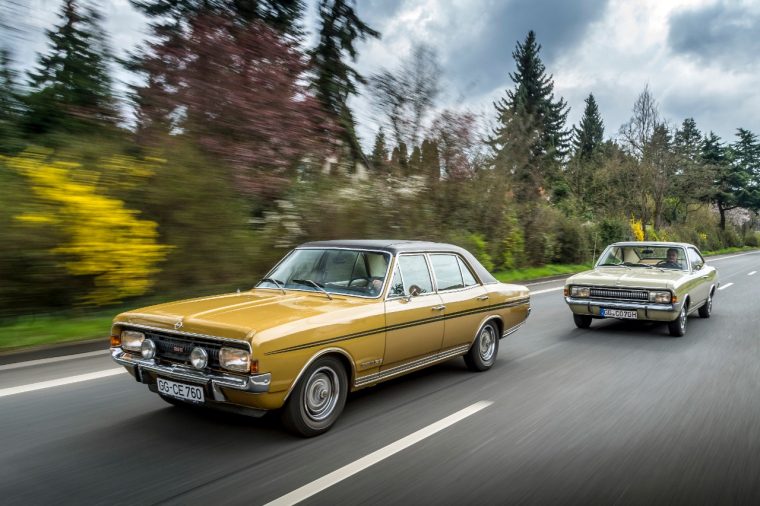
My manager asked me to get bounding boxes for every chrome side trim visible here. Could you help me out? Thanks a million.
[111,348,270,397]
[113,323,252,352]
[503,320,526,338]
[565,297,674,312]
[354,344,470,388]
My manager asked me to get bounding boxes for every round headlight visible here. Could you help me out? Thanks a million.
[190,347,208,370]
[141,338,156,359]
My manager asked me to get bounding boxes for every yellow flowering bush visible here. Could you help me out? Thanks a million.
[629,217,644,241]
[5,149,171,305]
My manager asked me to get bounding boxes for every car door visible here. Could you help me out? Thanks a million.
[687,247,711,305]
[382,254,445,368]
[428,253,489,351]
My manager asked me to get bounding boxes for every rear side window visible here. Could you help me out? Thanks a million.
[688,248,704,269]
[397,255,433,295]
[457,257,479,286]
[430,254,464,291]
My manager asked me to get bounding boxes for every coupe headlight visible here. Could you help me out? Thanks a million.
[570,286,591,298]
[649,291,672,303]
[121,330,145,352]
[219,347,251,373]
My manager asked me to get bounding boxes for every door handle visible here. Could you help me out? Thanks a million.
[432,305,446,311]
[477,295,489,301]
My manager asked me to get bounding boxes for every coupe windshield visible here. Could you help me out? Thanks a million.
[257,249,391,297]
[597,245,688,271]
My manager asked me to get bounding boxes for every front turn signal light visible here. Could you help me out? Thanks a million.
[110,335,121,347]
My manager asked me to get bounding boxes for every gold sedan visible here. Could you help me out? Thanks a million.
[111,240,530,436]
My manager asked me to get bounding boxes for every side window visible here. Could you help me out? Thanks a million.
[397,255,433,295]
[457,257,479,286]
[688,248,704,269]
[388,265,405,297]
[430,254,464,291]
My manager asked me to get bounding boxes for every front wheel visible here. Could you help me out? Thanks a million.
[668,304,687,337]
[698,292,713,318]
[464,321,500,372]
[282,356,348,437]
[573,314,592,329]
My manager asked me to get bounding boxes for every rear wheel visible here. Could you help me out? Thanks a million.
[282,356,347,437]
[464,321,499,371]
[573,314,592,329]
[698,291,713,318]
[668,303,687,337]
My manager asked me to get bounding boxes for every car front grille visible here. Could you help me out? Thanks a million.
[138,329,248,370]
[589,288,649,301]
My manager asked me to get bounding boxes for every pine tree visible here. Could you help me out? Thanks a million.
[408,145,422,174]
[25,0,117,133]
[0,48,23,152]
[421,138,440,182]
[701,132,744,230]
[572,93,604,159]
[491,30,570,201]
[311,0,379,165]
[370,127,388,169]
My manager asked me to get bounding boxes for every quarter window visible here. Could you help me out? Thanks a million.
[457,257,479,286]
[688,248,704,269]
[430,254,464,291]
[397,255,433,295]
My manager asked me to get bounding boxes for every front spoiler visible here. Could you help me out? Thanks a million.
[111,347,271,402]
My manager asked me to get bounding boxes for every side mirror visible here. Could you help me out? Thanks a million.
[404,284,422,302]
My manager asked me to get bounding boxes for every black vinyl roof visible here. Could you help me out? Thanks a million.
[298,240,498,284]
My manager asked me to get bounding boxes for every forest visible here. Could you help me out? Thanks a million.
[1,0,759,318]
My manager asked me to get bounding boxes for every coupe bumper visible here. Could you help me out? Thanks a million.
[111,347,271,402]
[565,297,679,321]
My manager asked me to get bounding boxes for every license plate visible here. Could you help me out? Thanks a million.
[157,377,205,403]
[600,308,638,319]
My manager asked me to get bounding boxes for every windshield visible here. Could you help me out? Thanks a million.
[597,245,688,271]
[257,249,392,297]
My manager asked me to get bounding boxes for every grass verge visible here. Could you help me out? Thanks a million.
[493,263,594,284]
[0,314,113,352]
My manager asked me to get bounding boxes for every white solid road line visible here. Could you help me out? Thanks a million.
[709,251,760,262]
[0,349,110,372]
[718,283,734,291]
[531,286,564,295]
[0,368,125,398]
[264,401,494,506]
[749,271,757,276]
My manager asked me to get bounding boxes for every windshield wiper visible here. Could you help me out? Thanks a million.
[292,279,333,300]
[259,277,286,295]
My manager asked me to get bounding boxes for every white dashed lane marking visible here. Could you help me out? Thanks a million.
[718,283,734,291]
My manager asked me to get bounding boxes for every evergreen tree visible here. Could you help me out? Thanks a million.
[311,0,379,165]
[370,127,388,168]
[420,138,440,182]
[0,48,24,152]
[701,132,744,229]
[572,93,604,159]
[408,145,422,174]
[25,0,117,133]
[491,30,570,201]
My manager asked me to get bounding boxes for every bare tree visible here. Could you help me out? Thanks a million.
[619,85,659,160]
[369,43,441,148]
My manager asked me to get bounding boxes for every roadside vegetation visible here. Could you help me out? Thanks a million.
[1,1,759,350]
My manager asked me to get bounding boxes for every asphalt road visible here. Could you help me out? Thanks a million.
[1,251,759,505]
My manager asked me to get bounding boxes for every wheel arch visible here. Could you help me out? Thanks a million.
[283,348,355,403]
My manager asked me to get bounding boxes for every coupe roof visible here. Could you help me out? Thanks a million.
[609,241,697,249]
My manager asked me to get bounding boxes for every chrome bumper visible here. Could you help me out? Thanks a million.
[565,297,675,312]
[111,348,271,402]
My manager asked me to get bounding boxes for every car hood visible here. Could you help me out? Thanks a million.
[113,289,373,343]
[567,267,686,290]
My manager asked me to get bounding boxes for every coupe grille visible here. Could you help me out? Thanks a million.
[589,288,648,301]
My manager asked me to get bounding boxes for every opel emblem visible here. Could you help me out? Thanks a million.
[174,319,183,330]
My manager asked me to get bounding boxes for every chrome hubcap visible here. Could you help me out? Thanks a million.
[304,366,339,422]
[479,325,496,362]
[707,296,712,313]
[680,307,687,331]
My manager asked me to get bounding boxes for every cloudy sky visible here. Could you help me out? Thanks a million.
[4,0,760,147]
